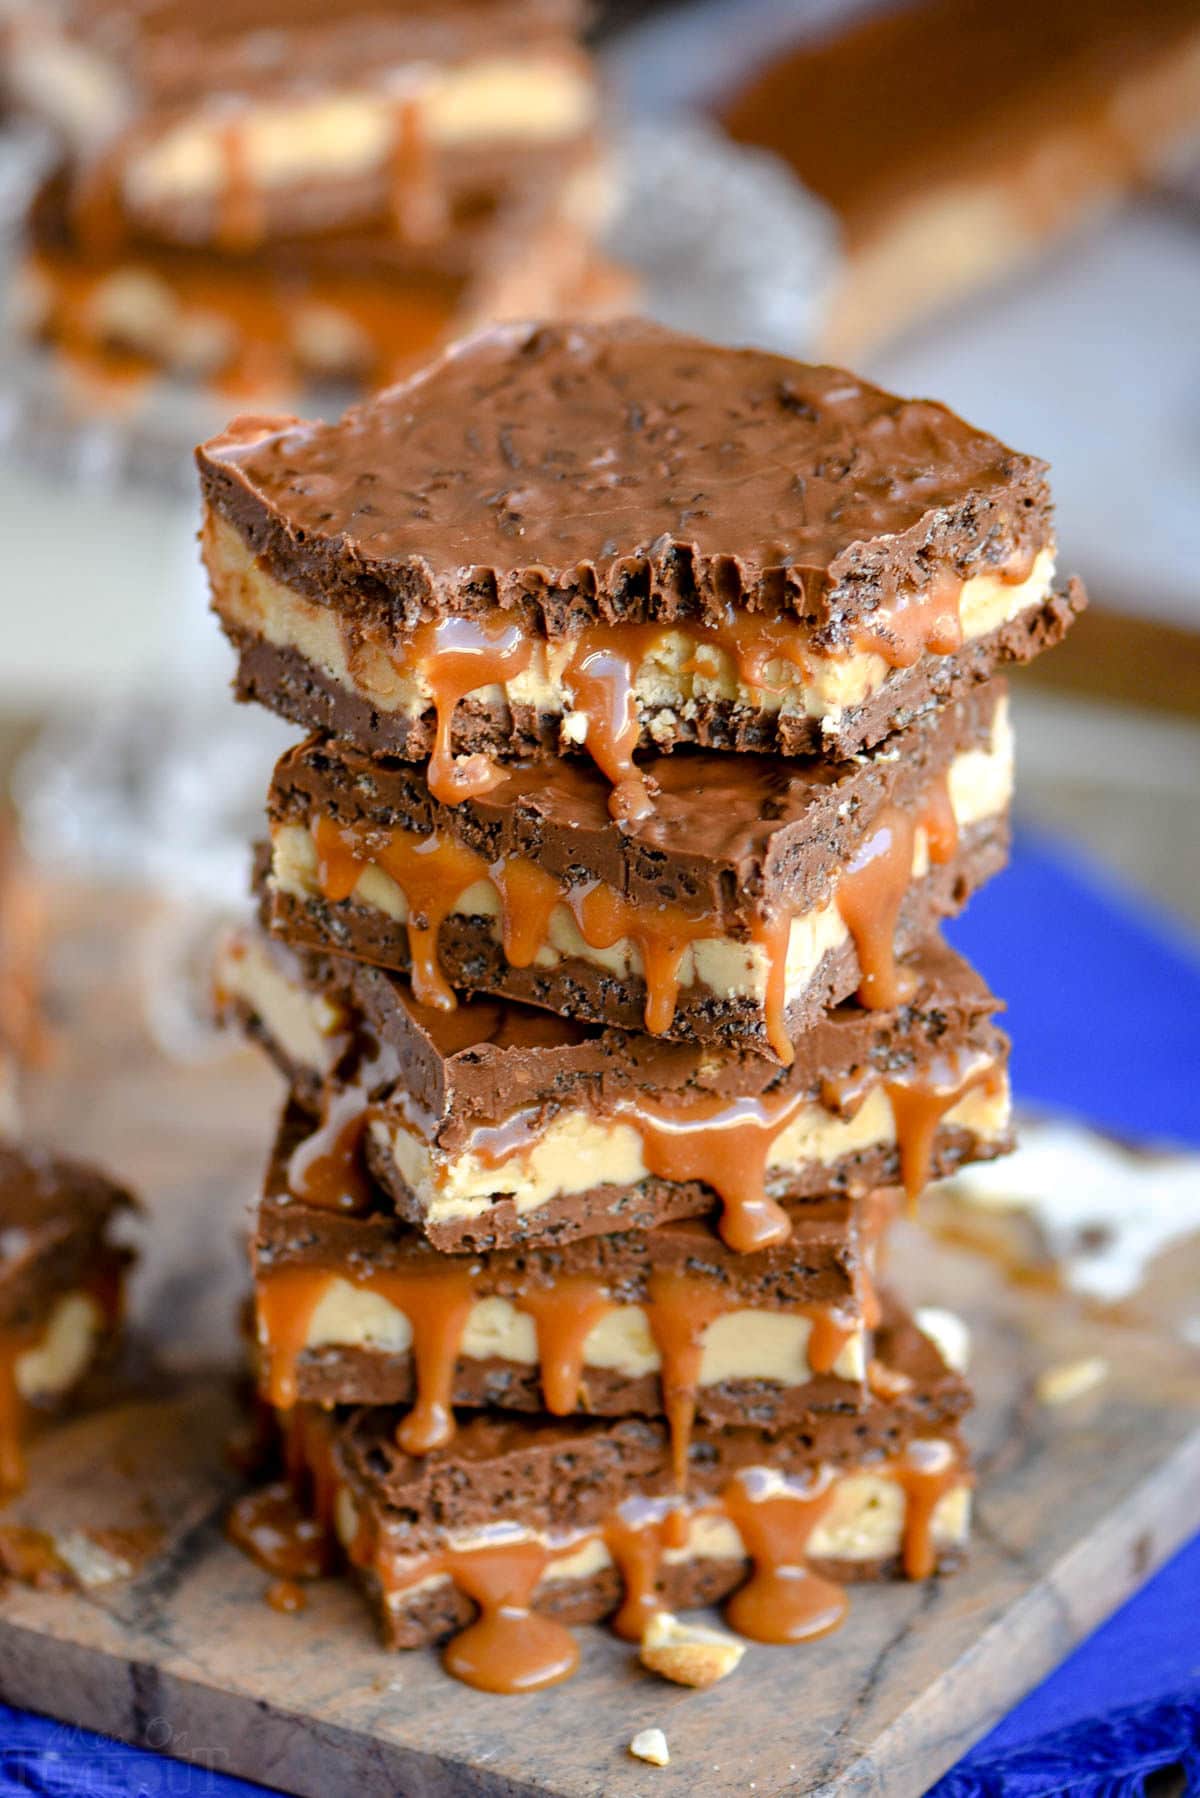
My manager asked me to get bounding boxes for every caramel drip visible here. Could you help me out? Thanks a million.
[513,1277,614,1415]
[721,1474,847,1644]
[622,1089,799,1254]
[0,1330,35,1495]
[285,1407,341,1535]
[918,771,959,865]
[489,855,561,968]
[256,1261,477,1452]
[311,815,483,1010]
[440,1537,580,1693]
[226,1481,332,1581]
[757,912,795,1066]
[852,567,965,668]
[217,116,264,253]
[569,881,723,1041]
[604,1506,674,1641]
[644,1270,730,1490]
[885,1048,997,1206]
[379,1265,478,1455]
[562,632,657,825]
[461,1071,825,1255]
[805,1307,858,1375]
[404,615,534,805]
[257,1265,342,1410]
[286,1085,374,1215]
[890,1442,963,1580]
[835,805,918,1009]
[266,1578,307,1613]
[388,95,446,243]
[857,1187,899,1331]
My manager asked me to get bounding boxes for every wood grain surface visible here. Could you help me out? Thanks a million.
[1,887,1198,1798]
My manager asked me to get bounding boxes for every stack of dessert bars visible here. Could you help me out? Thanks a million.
[7,1,619,398]
[202,320,1084,1692]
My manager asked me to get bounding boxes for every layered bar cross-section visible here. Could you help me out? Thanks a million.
[263,681,1014,1067]
[198,318,1085,813]
[217,924,1012,1254]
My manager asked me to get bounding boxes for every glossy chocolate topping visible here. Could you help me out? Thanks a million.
[197,319,1052,640]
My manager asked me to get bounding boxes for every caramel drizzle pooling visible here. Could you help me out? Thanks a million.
[439,1536,580,1693]
[256,1260,859,1474]
[334,1436,965,1688]
[721,1472,847,1643]
[225,1481,332,1581]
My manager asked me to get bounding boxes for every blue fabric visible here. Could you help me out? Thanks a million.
[1,828,1198,1797]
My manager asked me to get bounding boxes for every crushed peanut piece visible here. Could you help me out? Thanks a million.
[630,1727,670,1767]
[639,1611,745,1688]
[1036,1356,1109,1406]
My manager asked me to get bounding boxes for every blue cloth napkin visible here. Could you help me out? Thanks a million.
[2,828,1198,1797]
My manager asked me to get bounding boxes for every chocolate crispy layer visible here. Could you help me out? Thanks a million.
[0,1143,135,1335]
[198,319,1051,639]
[225,924,1011,1251]
[227,581,1082,767]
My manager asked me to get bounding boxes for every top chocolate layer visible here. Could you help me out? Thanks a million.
[0,1142,135,1333]
[197,317,1052,642]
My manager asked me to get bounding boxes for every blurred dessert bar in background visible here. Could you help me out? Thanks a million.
[0,1143,135,1493]
[6,1,624,396]
[719,0,1200,354]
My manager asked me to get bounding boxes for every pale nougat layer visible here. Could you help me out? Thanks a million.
[299,1273,866,1390]
[13,1293,107,1403]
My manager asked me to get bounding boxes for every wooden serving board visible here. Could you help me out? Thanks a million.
[1,887,1199,1798]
